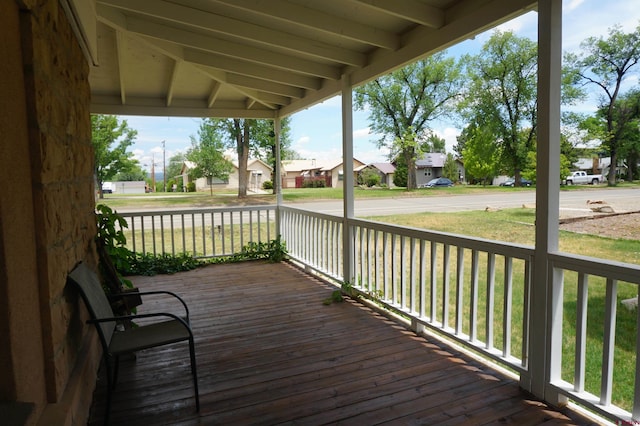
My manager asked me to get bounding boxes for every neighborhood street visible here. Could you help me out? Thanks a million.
[295,187,640,217]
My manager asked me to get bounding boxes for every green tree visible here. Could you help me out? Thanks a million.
[461,31,537,187]
[113,163,146,181]
[195,118,293,197]
[421,132,446,153]
[354,51,463,189]
[565,24,640,185]
[461,124,501,186]
[243,117,294,193]
[186,119,233,196]
[166,153,186,191]
[91,114,138,198]
[442,153,459,183]
[357,168,382,187]
[392,154,408,187]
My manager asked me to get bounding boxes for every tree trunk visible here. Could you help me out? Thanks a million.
[235,119,249,198]
[608,149,618,186]
[405,149,417,190]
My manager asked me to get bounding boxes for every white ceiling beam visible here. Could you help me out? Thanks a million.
[208,82,221,108]
[194,66,277,110]
[115,30,127,104]
[166,60,181,107]
[99,11,281,112]
[246,98,256,110]
[353,0,445,28]
[125,16,341,79]
[214,0,400,50]
[97,0,367,67]
[184,49,322,91]
[91,95,277,118]
[226,75,304,99]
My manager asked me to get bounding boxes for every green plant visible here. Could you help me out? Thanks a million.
[187,182,196,192]
[95,204,134,290]
[323,280,357,305]
[262,180,274,190]
[125,252,204,276]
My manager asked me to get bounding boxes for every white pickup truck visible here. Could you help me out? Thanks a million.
[564,171,603,185]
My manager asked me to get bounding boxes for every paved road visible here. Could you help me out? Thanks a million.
[292,187,640,217]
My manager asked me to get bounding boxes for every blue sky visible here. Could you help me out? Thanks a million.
[122,0,639,171]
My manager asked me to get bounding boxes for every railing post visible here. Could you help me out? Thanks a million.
[341,73,354,283]
[525,0,565,405]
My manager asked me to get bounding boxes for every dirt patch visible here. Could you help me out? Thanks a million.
[559,212,640,240]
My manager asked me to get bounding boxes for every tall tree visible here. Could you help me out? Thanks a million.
[197,118,293,197]
[354,51,463,189]
[460,31,537,187]
[461,123,501,186]
[186,119,233,196]
[565,24,640,185]
[91,114,138,198]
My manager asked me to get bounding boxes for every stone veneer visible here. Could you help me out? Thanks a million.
[1,1,101,424]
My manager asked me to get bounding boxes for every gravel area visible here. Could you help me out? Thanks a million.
[560,212,640,240]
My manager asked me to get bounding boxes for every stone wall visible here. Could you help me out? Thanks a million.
[1,0,101,424]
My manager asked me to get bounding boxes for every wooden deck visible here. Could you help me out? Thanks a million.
[88,261,597,425]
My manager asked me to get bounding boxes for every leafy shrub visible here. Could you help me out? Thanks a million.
[187,182,196,192]
[262,180,273,190]
[358,168,381,187]
[301,178,326,188]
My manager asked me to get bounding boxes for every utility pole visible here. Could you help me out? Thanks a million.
[151,153,156,192]
[162,140,166,192]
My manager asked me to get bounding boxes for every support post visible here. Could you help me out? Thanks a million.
[274,112,282,236]
[525,0,565,405]
[341,74,354,283]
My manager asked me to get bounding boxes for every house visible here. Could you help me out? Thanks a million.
[415,153,465,186]
[4,1,634,425]
[281,158,365,188]
[356,163,396,187]
[180,159,272,192]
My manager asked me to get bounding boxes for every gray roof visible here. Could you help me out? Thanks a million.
[369,163,396,174]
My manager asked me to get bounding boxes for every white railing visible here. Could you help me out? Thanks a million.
[116,204,640,423]
[118,206,276,258]
[279,205,640,424]
[280,206,533,374]
[547,252,640,422]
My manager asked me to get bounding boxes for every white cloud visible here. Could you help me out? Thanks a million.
[353,127,371,139]
[295,136,311,147]
[565,0,585,12]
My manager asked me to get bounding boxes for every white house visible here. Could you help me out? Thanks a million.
[180,159,272,192]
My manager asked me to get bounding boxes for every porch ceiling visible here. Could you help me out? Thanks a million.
[90,0,537,119]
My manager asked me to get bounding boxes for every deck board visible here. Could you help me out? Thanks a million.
[88,261,597,425]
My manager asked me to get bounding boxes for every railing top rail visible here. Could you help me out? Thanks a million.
[549,251,640,285]
[116,205,277,217]
[279,205,343,222]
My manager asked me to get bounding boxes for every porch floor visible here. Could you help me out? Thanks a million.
[88,261,596,425]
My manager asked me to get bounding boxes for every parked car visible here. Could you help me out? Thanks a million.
[564,170,603,185]
[101,182,113,193]
[423,177,453,188]
[500,177,532,187]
